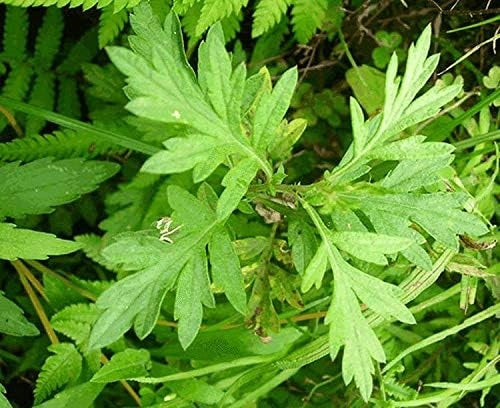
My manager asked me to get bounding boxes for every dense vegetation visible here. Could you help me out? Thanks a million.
[0,0,498,406]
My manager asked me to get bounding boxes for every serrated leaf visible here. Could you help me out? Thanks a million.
[330,26,462,186]
[198,23,232,120]
[91,349,150,383]
[252,0,289,37]
[329,231,412,265]
[301,241,328,292]
[89,185,247,350]
[0,158,119,218]
[343,191,488,250]
[33,382,103,408]
[51,304,100,346]
[292,0,328,44]
[0,292,39,336]
[288,217,318,275]
[252,67,298,153]
[174,250,213,350]
[0,224,81,261]
[196,0,247,36]
[217,158,260,220]
[34,343,82,404]
[301,200,414,402]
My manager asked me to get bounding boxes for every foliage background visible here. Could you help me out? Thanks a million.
[0,0,498,407]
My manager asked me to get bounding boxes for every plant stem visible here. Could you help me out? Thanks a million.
[0,96,159,156]
[12,260,59,345]
[26,260,97,302]
[20,264,49,303]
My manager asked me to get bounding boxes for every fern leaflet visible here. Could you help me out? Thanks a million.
[98,6,128,49]
[292,0,328,44]
[34,343,82,404]
[252,0,289,38]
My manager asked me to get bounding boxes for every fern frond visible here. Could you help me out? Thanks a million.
[173,0,199,14]
[33,8,64,70]
[57,28,99,75]
[34,343,82,404]
[196,0,248,36]
[98,6,128,49]
[221,11,242,43]
[181,0,203,48]
[1,7,29,64]
[252,0,289,38]
[0,129,116,161]
[292,0,327,43]
[83,63,127,104]
[51,303,100,346]
[0,64,33,133]
[25,72,56,136]
[0,0,141,12]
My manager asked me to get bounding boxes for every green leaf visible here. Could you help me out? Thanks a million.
[196,0,247,36]
[209,226,247,314]
[33,382,103,408]
[292,0,328,44]
[301,241,328,292]
[34,343,82,404]
[98,6,128,49]
[0,158,119,218]
[89,185,246,350]
[288,217,318,275]
[198,23,233,120]
[252,0,289,37]
[110,3,301,211]
[0,224,81,261]
[0,292,39,336]
[91,349,151,383]
[334,27,462,187]
[301,200,415,401]
[174,250,214,350]
[51,304,100,346]
[0,383,12,408]
[329,231,412,265]
[342,191,488,250]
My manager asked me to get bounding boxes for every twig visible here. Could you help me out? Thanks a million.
[12,260,59,345]
[442,7,500,15]
[20,264,49,303]
[438,33,500,75]
[0,105,23,138]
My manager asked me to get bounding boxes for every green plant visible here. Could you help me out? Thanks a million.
[0,1,498,407]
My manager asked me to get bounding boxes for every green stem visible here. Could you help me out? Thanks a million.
[383,302,500,373]
[132,354,279,383]
[0,96,159,156]
[453,130,500,151]
[433,89,500,141]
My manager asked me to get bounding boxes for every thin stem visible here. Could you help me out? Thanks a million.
[12,260,59,345]
[26,260,97,302]
[0,105,23,137]
[0,96,159,156]
[21,265,49,303]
